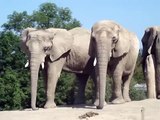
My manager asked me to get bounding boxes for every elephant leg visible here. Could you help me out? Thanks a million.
[122,73,133,102]
[42,60,48,98]
[156,65,160,99]
[145,55,156,99]
[155,32,160,99]
[111,72,125,104]
[74,74,89,104]
[90,70,98,106]
[44,58,66,108]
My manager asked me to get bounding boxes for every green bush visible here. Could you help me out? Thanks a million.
[55,72,75,105]
[130,79,147,101]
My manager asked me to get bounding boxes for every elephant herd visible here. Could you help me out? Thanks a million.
[20,20,160,110]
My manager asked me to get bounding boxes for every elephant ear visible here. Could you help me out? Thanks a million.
[141,28,151,57]
[20,28,36,54]
[50,30,73,62]
[89,26,98,58]
[112,27,131,57]
[89,31,96,58]
[21,28,37,42]
[155,30,160,64]
[146,27,158,54]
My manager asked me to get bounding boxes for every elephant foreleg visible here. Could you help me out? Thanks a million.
[74,74,89,104]
[44,58,66,108]
[111,72,125,104]
[90,69,101,106]
[122,73,133,102]
[156,65,160,99]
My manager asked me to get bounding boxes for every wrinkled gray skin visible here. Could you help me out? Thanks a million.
[142,26,160,99]
[89,20,139,109]
[21,27,97,110]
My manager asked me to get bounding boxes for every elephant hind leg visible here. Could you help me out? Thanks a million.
[122,73,133,102]
[74,74,89,104]
[44,58,66,109]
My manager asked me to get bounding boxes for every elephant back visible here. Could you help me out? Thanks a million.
[69,27,90,48]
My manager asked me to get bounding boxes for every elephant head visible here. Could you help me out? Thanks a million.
[141,27,158,70]
[141,26,160,98]
[21,28,73,110]
[89,20,131,109]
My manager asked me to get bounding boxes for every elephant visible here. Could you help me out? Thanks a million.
[20,27,97,110]
[141,26,160,99]
[89,20,139,109]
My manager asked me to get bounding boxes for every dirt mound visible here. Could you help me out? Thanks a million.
[0,99,160,120]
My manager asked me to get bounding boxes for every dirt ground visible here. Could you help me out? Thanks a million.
[0,99,160,120]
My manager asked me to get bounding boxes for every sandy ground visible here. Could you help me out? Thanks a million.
[0,99,160,120]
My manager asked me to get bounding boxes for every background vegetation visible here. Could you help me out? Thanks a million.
[0,2,145,111]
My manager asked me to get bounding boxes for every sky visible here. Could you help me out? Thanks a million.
[0,0,160,46]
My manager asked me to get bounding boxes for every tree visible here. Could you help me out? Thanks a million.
[0,31,28,110]
[2,2,81,33]
[2,11,33,33]
[32,3,81,29]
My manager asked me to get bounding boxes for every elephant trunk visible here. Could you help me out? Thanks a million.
[30,53,41,110]
[96,38,110,109]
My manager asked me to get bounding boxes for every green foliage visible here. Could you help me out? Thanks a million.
[85,78,95,104]
[2,2,81,32]
[133,52,145,83]
[130,52,147,100]
[130,79,147,100]
[2,11,33,33]
[55,72,75,105]
[105,77,113,102]
[0,31,30,110]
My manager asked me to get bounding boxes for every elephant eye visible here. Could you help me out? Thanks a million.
[112,36,117,43]
[43,47,50,52]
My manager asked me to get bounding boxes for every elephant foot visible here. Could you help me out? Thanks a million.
[124,97,131,102]
[157,94,160,99]
[111,98,125,104]
[94,99,99,106]
[32,107,39,111]
[94,99,107,106]
[44,101,56,109]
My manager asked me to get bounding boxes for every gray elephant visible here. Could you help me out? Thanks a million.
[142,26,160,99]
[21,27,97,110]
[89,20,139,109]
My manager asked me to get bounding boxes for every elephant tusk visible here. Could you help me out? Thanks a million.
[25,60,29,68]
[110,52,112,57]
[93,58,97,66]
[41,62,44,69]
